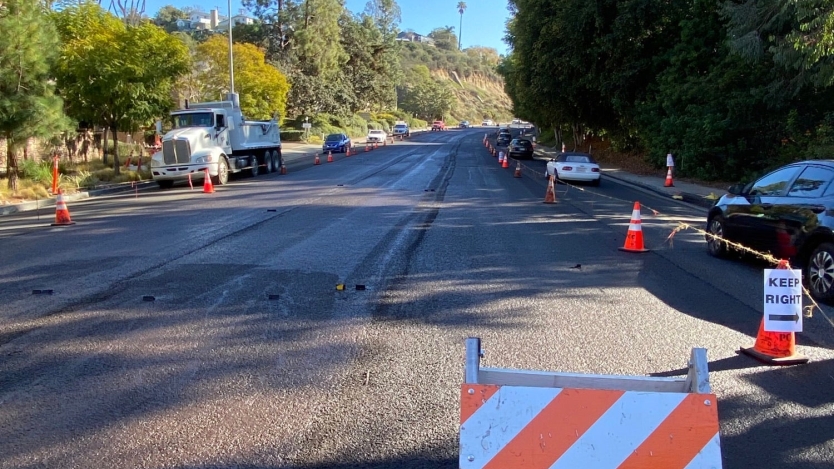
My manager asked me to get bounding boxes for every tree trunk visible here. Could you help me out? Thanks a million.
[111,125,120,175]
[102,127,109,165]
[6,137,19,192]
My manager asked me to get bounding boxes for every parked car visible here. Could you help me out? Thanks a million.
[459,120,470,129]
[322,133,351,153]
[507,138,535,159]
[366,129,387,143]
[481,119,496,126]
[496,132,512,146]
[431,121,446,131]
[545,152,601,186]
[705,160,834,303]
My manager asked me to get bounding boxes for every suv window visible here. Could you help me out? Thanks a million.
[749,166,802,196]
[789,166,834,197]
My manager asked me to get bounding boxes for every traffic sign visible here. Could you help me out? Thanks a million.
[302,122,312,129]
[763,268,803,332]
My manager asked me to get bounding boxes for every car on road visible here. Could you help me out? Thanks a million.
[431,121,446,131]
[507,138,535,159]
[459,120,470,129]
[545,152,601,186]
[496,132,512,146]
[366,129,387,143]
[481,119,496,126]
[392,122,410,137]
[322,133,351,153]
[706,160,834,303]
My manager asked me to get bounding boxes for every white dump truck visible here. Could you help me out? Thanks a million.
[151,92,282,188]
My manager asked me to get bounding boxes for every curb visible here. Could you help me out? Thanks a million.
[0,180,155,217]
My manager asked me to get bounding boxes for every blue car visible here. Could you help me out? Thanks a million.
[322,133,352,153]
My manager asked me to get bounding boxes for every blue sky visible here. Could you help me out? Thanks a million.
[142,0,512,55]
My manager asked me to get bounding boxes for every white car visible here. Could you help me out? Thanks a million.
[545,152,601,186]
[481,119,495,126]
[366,129,387,143]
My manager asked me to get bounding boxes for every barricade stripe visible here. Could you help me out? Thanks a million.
[616,394,720,469]
[460,386,563,469]
[460,385,500,424]
[550,391,686,468]
[683,433,722,469]
[483,388,625,469]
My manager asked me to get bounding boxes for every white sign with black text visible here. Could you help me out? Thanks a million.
[763,268,803,332]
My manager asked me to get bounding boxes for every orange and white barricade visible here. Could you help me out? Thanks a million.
[460,338,723,469]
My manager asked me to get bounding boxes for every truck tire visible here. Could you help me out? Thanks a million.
[213,157,229,185]
[276,148,283,169]
[266,150,276,173]
[250,154,260,177]
[157,180,174,189]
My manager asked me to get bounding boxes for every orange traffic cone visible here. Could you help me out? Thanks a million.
[561,143,566,152]
[327,151,334,163]
[502,154,509,168]
[739,260,808,365]
[203,169,215,193]
[365,144,369,152]
[514,160,522,178]
[618,202,649,252]
[51,189,75,226]
[280,164,287,175]
[664,167,674,187]
[543,175,557,204]
[346,146,351,156]
[314,154,321,165]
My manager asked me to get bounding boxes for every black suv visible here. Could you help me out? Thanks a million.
[706,160,834,302]
[496,131,512,146]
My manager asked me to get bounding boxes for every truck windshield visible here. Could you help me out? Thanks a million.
[173,112,214,128]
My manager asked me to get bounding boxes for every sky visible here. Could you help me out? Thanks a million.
[141,0,513,55]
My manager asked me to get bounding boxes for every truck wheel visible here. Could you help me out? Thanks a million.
[213,158,229,185]
[157,180,174,189]
[266,151,276,173]
[250,154,260,177]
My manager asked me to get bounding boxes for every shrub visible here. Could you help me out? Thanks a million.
[281,130,305,142]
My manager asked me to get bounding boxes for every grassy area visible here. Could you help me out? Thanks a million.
[0,157,152,204]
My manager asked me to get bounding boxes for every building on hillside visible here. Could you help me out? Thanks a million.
[396,31,435,46]
[174,9,255,32]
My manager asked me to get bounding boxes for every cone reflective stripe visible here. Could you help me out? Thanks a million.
[51,190,75,226]
[739,260,808,366]
[619,202,649,252]
[203,169,215,193]
[514,160,522,178]
[314,154,321,165]
[664,167,674,187]
[544,175,557,204]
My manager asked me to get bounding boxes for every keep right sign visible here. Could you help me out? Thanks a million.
[763,268,803,332]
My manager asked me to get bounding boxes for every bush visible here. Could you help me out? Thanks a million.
[281,130,305,142]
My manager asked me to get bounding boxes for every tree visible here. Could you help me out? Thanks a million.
[429,26,457,51]
[196,35,290,120]
[153,5,188,33]
[339,11,400,113]
[457,1,466,50]
[0,0,69,191]
[53,3,190,173]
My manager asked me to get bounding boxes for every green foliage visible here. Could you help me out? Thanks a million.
[0,0,70,191]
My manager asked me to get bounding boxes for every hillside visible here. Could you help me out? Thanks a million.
[397,39,513,123]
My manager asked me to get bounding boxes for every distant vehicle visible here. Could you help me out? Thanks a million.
[392,121,410,137]
[507,138,534,159]
[496,132,512,146]
[366,129,387,143]
[481,119,496,126]
[545,152,601,186]
[431,120,446,131]
[322,133,351,153]
[705,160,834,302]
[459,121,470,128]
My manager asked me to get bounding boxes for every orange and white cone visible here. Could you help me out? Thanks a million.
[314,154,321,165]
[51,189,75,226]
[543,175,557,204]
[618,202,649,252]
[280,164,287,175]
[739,260,808,365]
[502,154,509,168]
[664,167,674,187]
[327,151,334,163]
[514,160,522,178]
[561,143,566,152]
[203,169,215,194]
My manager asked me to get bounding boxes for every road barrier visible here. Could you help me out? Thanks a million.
[460,337,723,469]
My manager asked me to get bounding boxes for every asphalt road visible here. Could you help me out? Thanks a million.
[1,128,832,468]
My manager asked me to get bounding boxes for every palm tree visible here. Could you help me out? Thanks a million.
[457,1,466,50]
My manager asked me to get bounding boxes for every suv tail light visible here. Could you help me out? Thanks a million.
[591,168,600,173]
[562,166,573,171]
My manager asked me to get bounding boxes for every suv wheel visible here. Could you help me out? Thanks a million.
[706,215,729,258]
[807,242,834,302]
